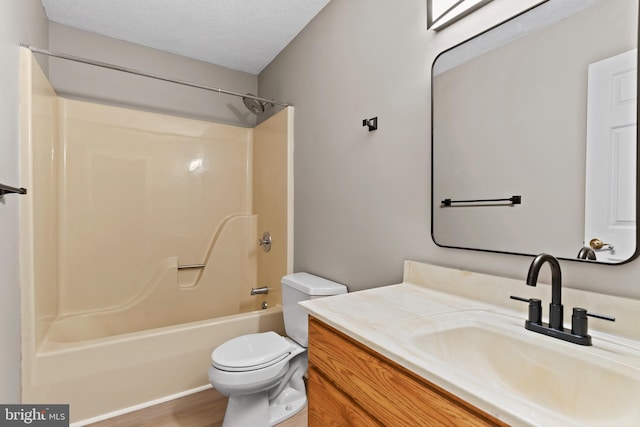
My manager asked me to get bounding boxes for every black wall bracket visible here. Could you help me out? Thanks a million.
[0,183,27,197]
[362,117,378,131]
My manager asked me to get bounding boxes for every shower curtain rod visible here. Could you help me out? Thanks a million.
[21,44,290,107]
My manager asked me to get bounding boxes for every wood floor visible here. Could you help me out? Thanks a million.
[88,388,307,427]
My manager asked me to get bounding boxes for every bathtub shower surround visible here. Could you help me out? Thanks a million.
[18,48,293,424]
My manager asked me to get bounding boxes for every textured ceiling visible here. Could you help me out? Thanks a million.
[40,0,331,75]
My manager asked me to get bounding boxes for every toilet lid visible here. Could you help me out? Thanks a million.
[211,331,291,370]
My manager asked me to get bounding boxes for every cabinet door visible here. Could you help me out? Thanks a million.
[308,367,383,427]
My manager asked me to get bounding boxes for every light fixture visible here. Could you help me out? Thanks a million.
[427,0,494,31]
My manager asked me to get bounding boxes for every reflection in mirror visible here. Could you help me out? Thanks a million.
[432,0,638,264]
[427,0,493,31]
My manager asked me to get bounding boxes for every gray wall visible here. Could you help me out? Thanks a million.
[0,0,49,403]
[49,23,259,127]
[259,0,640,300]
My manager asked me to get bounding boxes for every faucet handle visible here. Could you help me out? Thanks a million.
[585,310,616,322]
[571,307,615,337]
[510,296,542,325]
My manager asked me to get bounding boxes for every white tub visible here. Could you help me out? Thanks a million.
[30,307,284,424]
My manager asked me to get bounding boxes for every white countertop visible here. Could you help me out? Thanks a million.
[300,261,640,427]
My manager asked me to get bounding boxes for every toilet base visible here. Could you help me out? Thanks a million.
[269,386,306,425]
[220,355,308,427]
[220,389,306,427]
[222,391,270,427]
[268,349,308,425]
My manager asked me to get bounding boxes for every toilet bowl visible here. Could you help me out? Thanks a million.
[208,332,307,426]
[208,273,347,427]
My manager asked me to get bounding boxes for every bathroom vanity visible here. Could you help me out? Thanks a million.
[301,261,640,426]
[307,316,505,426]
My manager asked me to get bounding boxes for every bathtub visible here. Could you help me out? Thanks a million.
[31,307,285,425]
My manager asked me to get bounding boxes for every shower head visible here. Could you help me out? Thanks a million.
[242,94,273,116]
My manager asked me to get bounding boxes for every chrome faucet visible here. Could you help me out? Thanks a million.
[526,253,563,330]
[250,286,269,296]
[511,253,615,346]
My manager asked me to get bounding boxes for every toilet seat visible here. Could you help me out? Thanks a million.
[209,338,306,395]
[212,332,293,372]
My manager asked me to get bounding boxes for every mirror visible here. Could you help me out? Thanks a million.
[432,0,638,264]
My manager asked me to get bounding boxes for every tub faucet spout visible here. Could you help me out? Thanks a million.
[250,286,269,296]
[526,253,563,330]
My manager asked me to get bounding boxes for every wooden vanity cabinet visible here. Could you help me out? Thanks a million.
[307,316,508,427]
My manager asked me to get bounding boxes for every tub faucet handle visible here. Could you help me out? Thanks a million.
[258,231,272,253]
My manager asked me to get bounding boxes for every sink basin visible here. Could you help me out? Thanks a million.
[390,310,640,426]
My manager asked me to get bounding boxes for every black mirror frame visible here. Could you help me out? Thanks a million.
[430,0,640,265]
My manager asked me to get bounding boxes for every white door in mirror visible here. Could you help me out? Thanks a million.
[585,49,637,262]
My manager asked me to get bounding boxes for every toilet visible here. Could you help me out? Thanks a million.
[208,273,347,427]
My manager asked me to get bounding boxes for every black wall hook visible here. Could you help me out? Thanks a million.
[362,117,378,131]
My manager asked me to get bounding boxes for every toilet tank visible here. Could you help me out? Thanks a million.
[281,273,347,347]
